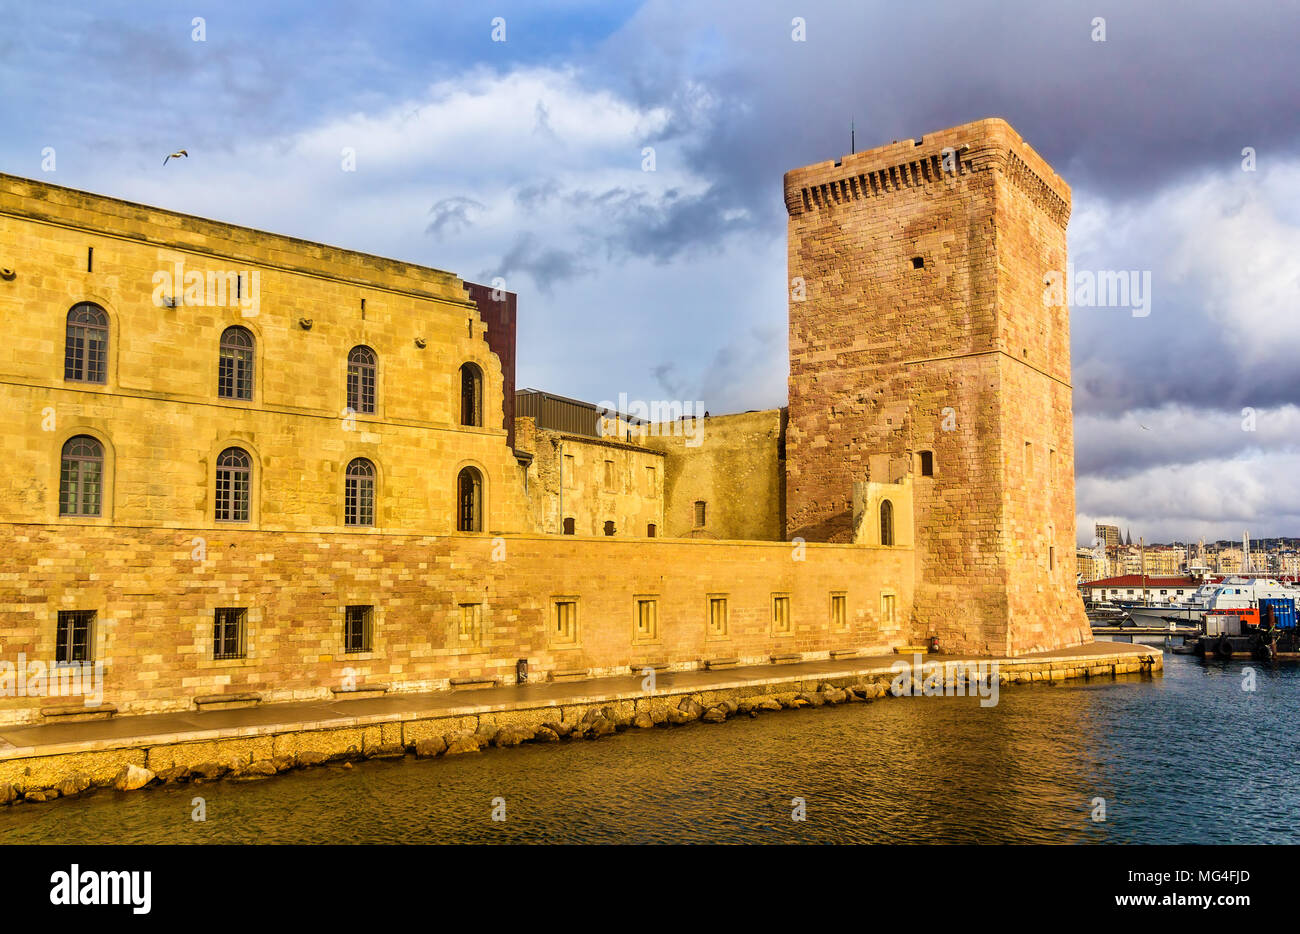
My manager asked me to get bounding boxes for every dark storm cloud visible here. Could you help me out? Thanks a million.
[426,197,485,238]
[485,233,591,295]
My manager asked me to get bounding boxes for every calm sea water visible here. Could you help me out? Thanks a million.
[2,646,1295,844]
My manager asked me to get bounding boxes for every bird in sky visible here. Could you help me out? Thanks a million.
[163,150,188,165]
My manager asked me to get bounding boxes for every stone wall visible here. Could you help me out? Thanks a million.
[515,424,665,537]
[641,409,785,541]
[0,524,913,724]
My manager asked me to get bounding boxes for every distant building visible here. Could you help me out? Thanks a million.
[1077,548,1107,582]
[1095,523,1121,550]
[1084,575,1201,604]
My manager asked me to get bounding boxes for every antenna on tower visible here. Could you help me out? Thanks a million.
[851,118,855,155]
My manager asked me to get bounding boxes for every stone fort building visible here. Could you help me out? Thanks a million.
[0,118,1089,724]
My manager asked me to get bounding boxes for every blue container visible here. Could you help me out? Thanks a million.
[1259,597,1296,629]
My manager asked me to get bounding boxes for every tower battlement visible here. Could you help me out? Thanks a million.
[783,118,1069,227]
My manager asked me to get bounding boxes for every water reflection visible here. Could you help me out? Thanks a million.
[2,654,1294,844]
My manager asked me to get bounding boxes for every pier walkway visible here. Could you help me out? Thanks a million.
[0,641,1158,768]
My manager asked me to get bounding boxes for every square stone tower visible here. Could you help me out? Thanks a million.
[783,118,1090,655]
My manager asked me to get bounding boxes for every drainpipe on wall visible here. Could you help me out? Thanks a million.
[557,438,563,534]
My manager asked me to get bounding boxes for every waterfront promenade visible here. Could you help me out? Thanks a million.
[0,642,1159,800]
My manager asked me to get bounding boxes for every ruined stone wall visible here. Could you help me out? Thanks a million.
[783,119,1088,655]
[0,524,913,724]
[515,425,665,537]
[640,409,785,540]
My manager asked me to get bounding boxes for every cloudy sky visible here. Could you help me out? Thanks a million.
[3,0,1297,545]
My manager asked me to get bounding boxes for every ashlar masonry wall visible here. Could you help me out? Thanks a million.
[0,525,914,724]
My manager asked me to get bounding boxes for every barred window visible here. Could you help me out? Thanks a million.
[708,596,729,637]
[831,593,848,631]
[344,605,372,653]
[347,346,376,414]
[56,610,94,663]
[215,447,251,522]
[460,363,483,426]
[635,597,659,641]
[64,303,108,383]
[772,594,791,634]
[59,435,103,516]
[218,326,254,399]
[344,458,376,526]
[213,607,246,659]
[457,466,482,531]
[553,599,577,644]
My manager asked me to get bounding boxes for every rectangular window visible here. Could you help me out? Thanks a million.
[772,594,791,634]
[831,592,848,631]
[553,599,578,645]
[213,607,247,659]
[604,459,615,490]
[458,603,483,646]
[634,596,659,641]
[55,610,93,663]
[919,451,934,477]
[645,466,657,496]
[694,501,707,527]
[880,593,897,627]
[344,605,372,653]
[708,595,729,638]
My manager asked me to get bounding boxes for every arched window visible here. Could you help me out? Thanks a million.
[59,435,103,516]
[215,447,251,522]
[64,303,108,383]
[880,499,894,546]
[344,457,376,526]
[460,363,483,427]
[347,346,376,414]
[218,326,254,400]
[457,466,482,531]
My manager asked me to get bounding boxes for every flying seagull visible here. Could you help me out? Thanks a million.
[163,150,188,165]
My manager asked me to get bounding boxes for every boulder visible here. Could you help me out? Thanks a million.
[533,726,560,743]
[632,712,655,730]
[718,698,739,715]
[271,755,296,773]
[603,706,633,729]
[580,708,604,727]
[189,761,228,781]
[823,688,849,705]
[296,750,330,768]
[414,737,447,758]
[230,760,278,781]
[781,696,808,710]
[364,744,406,760]
[56,773,92,798]
[0,782,18,805]
[586,717,616,739]
[114,764,156,792]
[444,733,482,755]
[796,691,826,708]
[666,707,694,725]
[156,766,190,784]
[542,720,573,738]
[493,727,527,747]
[701,706,728,723]
[24,789,56,803]
[756,698,782,712]
[678,697,705,718]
